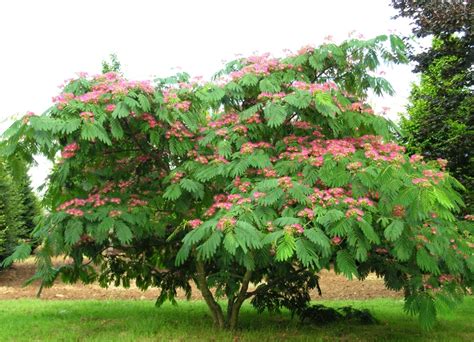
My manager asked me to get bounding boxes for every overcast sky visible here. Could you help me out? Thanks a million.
[0,0,418,189]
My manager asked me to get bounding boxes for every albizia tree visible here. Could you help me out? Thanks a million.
[2,35,473,330]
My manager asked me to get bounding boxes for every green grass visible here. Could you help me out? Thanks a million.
[0,297,473,341]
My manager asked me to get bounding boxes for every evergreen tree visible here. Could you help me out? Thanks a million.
[0,160,25,263]
[7,159,41,240]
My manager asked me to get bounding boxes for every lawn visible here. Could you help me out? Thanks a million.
[0,297,473,341]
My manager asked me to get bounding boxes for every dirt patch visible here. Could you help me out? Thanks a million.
[0,258,401,301]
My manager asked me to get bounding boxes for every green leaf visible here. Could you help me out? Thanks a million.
[65,219,83,245]
[384,220,404,241]
[358,219,380,244]
[81,123,112,145]
[264,102,286,127]
[197,230,222,260]
[180,179,204,199]
[0,243,32,267]
[336,250,359,279]
[295,238,320,268]
[138,94,151,112]
[276,233,296,261]
[109,119,124,139]
[284,91,312,109]
[175,244,191,266]
[235,221,263,249]
[217,140,232,158]
[416,248,440,274]
[112,102,129,118]
[240,73,259,86]
[259,78,280,93]
[316,209,344,227]
[164,183,182,200]
[304,228,331,257]
[274,217,301,226]
[115,221,133,244]
[314,91,340,117]
[97,217,114,239]
[223,232,238,255]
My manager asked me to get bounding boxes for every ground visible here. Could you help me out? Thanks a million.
[0,257,400,300]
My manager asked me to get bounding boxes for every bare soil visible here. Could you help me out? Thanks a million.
[0,258,401,301]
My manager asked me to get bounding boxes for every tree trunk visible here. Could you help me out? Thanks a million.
[228,269,252,330]
[194,261,225,328]
[194,262,253,330]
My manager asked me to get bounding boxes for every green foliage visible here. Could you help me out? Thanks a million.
[400,42,473,212]
[0,158,39,267]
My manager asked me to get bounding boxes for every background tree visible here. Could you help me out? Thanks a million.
[391,0,473,212]
[1,35,473,330]
[0,158,41,266]
[0,160,25,264]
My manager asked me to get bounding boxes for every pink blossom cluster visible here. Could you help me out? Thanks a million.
[217,217,237,231]
[170,172,185,183]
[363,140,405,162]
[308,187,348,207]
[66,208,84,217]
[421,169,445,184]
[205,191,256,217]
[240,141,272,154]
[345,207,364,221]
[165,121,194,140]
[292,121,316,130]
[347,102,374,114]
[409,154,424,163]
[58,193,122,211]
[412,178,431,187]
[278,177,293,189]
[105,104,116,112]
[22,111,36,124]
[128,197,148,207]
[245,113,263,124]
[297,208,315,219]
[257,92,286,101]
[438,274,455,283]
[109,210,122,217]
[162,89,192,112]
[188,219,203,229]
[436,158,448,169]
[142,113,160,128]
[61,142,79,159]
[285,223,304,234]
[208,113,239,129]
[291,81,338,94]
[346,161,362,170]
[80,111,94,122]
[52,72,152,109]
[229,53,288,80]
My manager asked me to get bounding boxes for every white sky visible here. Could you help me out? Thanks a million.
[0,0,418,190]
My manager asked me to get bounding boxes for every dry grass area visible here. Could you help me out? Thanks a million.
[0,257,401,301]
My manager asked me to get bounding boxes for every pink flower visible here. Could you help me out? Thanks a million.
[217,217,236,231]
[188,219,203,229]
[332,236,342,245]
[291,223,304,234]
[105,104,116,112]
[66,208,84,217]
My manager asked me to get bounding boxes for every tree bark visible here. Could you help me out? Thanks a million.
[194,261,225,328]
[228,269,252,330]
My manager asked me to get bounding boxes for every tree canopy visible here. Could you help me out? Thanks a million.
[1,34,473,330]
